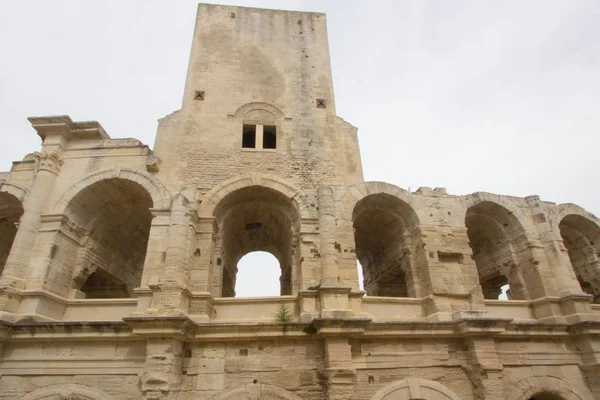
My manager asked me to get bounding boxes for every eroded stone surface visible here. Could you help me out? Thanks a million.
[0,4,599,400]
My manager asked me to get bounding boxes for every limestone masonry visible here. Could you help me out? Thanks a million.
[0,4,599,400]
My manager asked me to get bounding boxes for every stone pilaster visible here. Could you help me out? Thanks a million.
[463,337,504,400]
[526,195,581,297]
[140,339,184,400]
[322,337,355,400]
[0,150,63,315]
[453,311,509,400]
[151,194,194,315]
[570,322,600,399]
[318,187,339,287]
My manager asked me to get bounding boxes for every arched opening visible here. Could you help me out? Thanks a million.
[466,201,532,300]
[353,194,420,297]
[0,192,24,275]
[528,392,566,400]
[559,214,600,303]
[213,186,299,297]
[63,178,153,298]
[19,384,114,400]
[235,251,281,297]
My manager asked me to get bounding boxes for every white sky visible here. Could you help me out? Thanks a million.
[1,1,598,297]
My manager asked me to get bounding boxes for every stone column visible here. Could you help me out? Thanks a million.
[0,150,63,312]
[318,187,339,287]
[163,194,192,288]
[134,209,171,315]
[151,194,193,315]
[525,196,594,322]
[526,195,581,296]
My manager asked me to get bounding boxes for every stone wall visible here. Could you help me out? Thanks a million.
[0,4,598,400]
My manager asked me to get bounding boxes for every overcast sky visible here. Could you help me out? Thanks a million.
[1,1,598,296]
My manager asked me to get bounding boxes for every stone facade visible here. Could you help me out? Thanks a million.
[0,4,599,400]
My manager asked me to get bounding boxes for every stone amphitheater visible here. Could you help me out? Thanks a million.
[0,4,598,400]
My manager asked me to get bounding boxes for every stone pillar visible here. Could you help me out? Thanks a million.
[0,150,63,314]
[318,187,339,287]
[140,210,171,288]
[322,337,355,400]
[571,323,600,399]
[464,337,504,400]
[526,195,581,296]
[191,217,215,293]
[1,151,63,288]
[525,196,595,322]
[134,209,171,315]
[419,225,486,321]
[151,194,193,315]
[140,339,184,400]
[162,194,192,288]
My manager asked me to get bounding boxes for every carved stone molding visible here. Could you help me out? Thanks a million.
[35,151,64,174]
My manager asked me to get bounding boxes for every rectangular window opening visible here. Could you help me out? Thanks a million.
[242,124,256,148]
[263,125,277,149]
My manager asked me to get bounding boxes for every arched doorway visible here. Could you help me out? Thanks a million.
[506,376,586,400]
[19,384,113,400]
[211,383,304,400]
[465,201,531,300]
[0,192,24,275]
[235,251,281,296]
[213,186,299,297]
[62,178,154,298]
[370,377,462,400]
[528,393,565,400]
[559,214,600,303]
[353,193,421,297]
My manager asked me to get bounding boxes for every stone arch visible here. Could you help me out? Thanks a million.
[506,376,585,400]
[464,192,547,300]
[202,174,308,297]
[0,182,27,275]
[548,203,600,234]
[49,167,172,215]
[344,181,419,225]
[211,383,303,400]
[19,384,114,400]
[464,192,538,240]
[551,204,600,302]
[345,182,422,297]
[0,180,29,203]
[43,169,168,298]
[198,173,311,220]
[233,102,285,119]
[370,377,462,400]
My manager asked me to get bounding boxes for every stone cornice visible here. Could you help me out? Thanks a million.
[1,317,598,343]
[28,115,110,141]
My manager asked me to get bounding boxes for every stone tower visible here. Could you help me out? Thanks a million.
[0,4,599,400]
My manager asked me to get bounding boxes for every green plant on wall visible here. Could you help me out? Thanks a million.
[273,304,293,323]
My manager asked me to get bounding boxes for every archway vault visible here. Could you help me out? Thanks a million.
[49,167,172,215]
[370,377,463,400]
[19,384,114,400]
[506,376,586,400]
[211,383,303,400]
[198,173,311,220]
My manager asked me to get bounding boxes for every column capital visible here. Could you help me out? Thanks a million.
[35,150,64,174]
